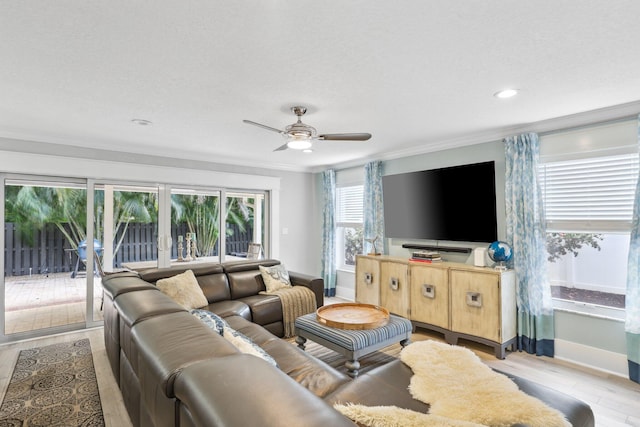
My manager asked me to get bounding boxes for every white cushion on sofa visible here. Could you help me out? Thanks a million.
[156,269,208,310]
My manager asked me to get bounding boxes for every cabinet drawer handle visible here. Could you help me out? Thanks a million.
[422,284,435,299]
[466,292,482,307]
[389,277,399,291]
[364,272,373,285]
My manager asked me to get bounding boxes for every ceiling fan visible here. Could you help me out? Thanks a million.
[243,106,372,151]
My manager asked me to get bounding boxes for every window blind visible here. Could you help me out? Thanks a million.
[336,185,363,225]
[539,153,639,232]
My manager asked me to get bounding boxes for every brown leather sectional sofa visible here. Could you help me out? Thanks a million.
[102,259,595,427]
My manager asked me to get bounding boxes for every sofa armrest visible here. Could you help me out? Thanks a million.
[289,272,324,307]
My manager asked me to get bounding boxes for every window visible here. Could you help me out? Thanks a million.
[336,185,363,270]
[539,120,639,313]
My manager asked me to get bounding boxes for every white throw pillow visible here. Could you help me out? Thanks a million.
[259,264,292,293]
[156,269,208,310]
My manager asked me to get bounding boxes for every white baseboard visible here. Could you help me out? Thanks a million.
[554,338,629,378]
[334,286,355,302]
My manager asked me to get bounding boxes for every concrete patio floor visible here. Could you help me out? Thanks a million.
[3,272,103,335]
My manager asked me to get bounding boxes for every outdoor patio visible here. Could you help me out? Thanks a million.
[4,272,103,334]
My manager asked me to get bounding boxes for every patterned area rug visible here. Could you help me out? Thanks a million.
[0,338,104,427]
[289,338,402,376]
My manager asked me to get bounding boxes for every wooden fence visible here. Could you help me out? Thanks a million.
[4,222,253,277]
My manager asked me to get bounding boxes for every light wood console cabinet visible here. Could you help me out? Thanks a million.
[380,260,410,318]
[355,255,516,358]
[355,257,380,305]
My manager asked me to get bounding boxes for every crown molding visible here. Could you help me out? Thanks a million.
[319,100,640,173]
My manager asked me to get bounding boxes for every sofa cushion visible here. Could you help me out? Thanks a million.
[156,270,208,310]
[196,270,231,303]
[206,300,252,320]
[224,259,280,299]
[139,263,224,283]
[133,311,240,427]
[225,315,280,345]
[174,355,357,427]
[324,359,430,412]
[259,264,292,292]
[102,271,154,299]
[238,294,283,326]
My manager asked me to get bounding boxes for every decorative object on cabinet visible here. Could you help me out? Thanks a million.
[473,247,487,266]
[365,236,381,255]
[184,232,193,261]
[177,235,185,261]
[487,240,513,270]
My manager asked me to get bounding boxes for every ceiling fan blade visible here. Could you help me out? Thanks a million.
[273,143,289,152]
[318,133,372,141]
[243,120,285,134]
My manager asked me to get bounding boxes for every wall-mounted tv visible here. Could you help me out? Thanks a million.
[382,161,498,243]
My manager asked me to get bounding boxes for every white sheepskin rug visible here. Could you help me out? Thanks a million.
[335,340,571,427]
[334,404,485,427]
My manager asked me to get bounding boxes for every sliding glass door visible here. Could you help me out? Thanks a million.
[225,191,267,259]
[0,178,161,341]
[96,184,159,272]
[2,177,89,337]
[170,188,268,263]
[1,175,270,342]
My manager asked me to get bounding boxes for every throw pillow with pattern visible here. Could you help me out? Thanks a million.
[259,264,292,293]
[190,309,228,336]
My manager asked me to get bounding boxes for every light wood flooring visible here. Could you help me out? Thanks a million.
[0,299,638,426]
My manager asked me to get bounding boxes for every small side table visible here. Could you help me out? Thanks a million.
[294,311,413,378]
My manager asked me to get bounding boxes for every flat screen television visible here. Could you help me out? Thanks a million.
[382,161,498,243]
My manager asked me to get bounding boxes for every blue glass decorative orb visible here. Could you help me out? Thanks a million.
[487,241,513,263]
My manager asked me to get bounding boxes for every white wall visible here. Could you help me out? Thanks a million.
[276,170,321,275]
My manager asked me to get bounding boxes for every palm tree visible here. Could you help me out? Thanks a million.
[6,185,155,253]
[96,190,157,255]
[171,194,250,256]
[7,185,86,249]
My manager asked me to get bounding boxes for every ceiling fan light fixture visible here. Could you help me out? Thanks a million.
[286,138,313,150]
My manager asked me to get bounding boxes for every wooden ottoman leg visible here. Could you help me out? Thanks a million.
[295,335,307,350]
[345,359,361,378]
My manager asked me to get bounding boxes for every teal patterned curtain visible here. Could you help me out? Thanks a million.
[363,161,384,255]
[321,169,337,297]
[504,132,555,357]
[626,116,640,383]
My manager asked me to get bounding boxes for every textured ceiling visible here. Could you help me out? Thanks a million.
[1,1,640,171]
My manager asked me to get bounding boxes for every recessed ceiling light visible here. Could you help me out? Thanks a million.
[131,118,152,126]
[494,89,519,99]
